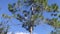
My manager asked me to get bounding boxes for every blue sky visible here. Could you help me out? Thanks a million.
[0,0,60,34]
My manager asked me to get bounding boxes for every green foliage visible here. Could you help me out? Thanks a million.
[31,14,38,21]
[46,18,60,28]
[45,5,51,12]
[8,0,60,33]
[51,31,56,34]
[51,3,58,12]
[58,14,60,18]
[8,3,17,13]
[2,14,12,19]
[0,22,9,34]
[8,4,13,12]
[16,14,24,22]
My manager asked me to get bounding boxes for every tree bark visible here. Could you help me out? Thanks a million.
[30,26,32,34]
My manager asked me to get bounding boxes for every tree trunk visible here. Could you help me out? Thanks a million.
[30,26,32,34]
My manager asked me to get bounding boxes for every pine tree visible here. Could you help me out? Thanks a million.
[8,0,60,34]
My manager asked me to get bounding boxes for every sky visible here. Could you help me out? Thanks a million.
[0,0,60,34]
